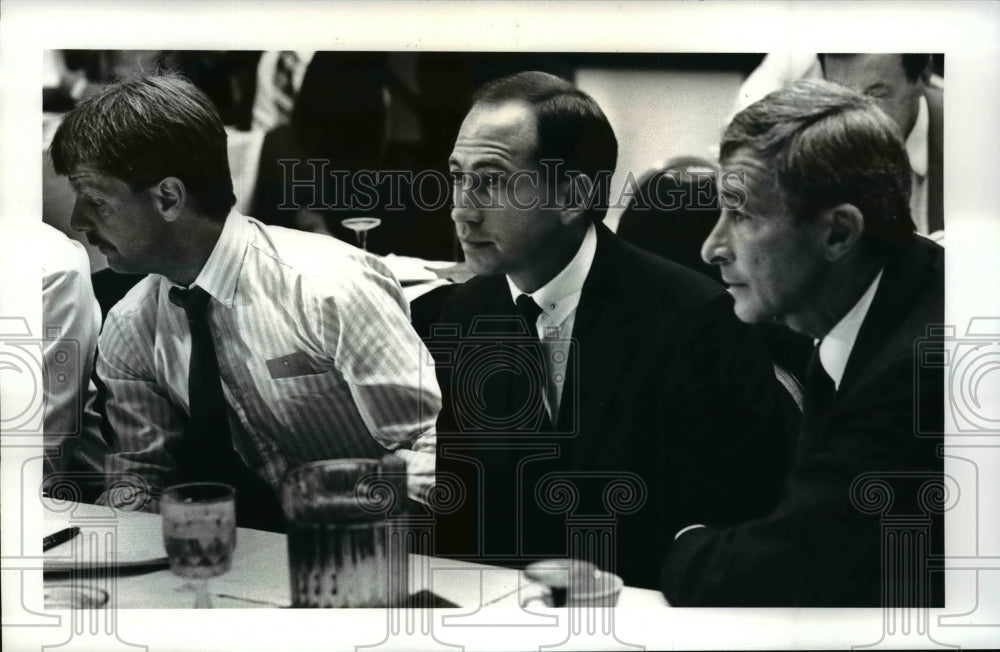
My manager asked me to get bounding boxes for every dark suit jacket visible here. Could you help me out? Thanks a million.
[430,224,796,590]
[661,236,945,606]
[925,84,943,234]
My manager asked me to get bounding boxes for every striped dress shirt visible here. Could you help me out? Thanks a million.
[97,212,440,510]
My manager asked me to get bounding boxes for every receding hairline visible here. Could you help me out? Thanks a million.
[460,98,542,158]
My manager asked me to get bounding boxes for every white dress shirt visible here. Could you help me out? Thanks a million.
[39,224,107,479]
[97,212,439,510]
[818,269,884,390]
[506,223,598,420]
[906,95,931,236]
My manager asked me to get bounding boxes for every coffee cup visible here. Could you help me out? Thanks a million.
[521,559,623,608]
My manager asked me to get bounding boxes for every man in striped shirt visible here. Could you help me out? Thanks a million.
[49,74,439,528]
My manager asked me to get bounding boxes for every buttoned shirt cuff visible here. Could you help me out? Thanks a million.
[393,449,435,504]
[674,524,707,541]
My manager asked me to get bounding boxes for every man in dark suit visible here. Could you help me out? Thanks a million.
[429,71,796,591]
[820,54,943,235]
[662,79,944,606]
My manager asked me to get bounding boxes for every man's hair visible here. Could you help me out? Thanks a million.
[472,70,618,222]
[721,79,915,250]
[50,73,235,220]
[818,53,933,84]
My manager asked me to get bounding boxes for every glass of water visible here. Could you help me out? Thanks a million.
[161,482,237,608]
[283,457,408,608]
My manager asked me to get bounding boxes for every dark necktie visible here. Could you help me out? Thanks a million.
[804,343,836,411]
[169,286,285,531]
[514,294,552,431]
[515,294,544,340]
[799,342,836,456]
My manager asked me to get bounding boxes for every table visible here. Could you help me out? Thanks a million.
[42,499,668,609]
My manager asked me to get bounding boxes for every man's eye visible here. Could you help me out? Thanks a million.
[484,173,505,192]
[728,210,749,223]
[449,170,475,190]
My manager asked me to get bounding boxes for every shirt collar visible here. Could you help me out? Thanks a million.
[818,269,884,390]
[189,210,250,308]
[507,223,598,327]
[906,94,929,178]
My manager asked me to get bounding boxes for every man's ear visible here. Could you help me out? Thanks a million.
[559,172,594,226]
[822,203,865,261]
[150,177,186,222]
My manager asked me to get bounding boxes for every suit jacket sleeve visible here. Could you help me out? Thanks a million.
[660,351,941,606]
[649,292,796,535]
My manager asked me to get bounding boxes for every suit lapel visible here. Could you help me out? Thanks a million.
[561,226,643,464]
[484,278,527,429]
[839,238,939,399]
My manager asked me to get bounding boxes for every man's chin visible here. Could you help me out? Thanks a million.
[732,301,769,325]
[462,255,496,278]
[104,256,140,276]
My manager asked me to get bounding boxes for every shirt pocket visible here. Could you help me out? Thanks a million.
[261,367,347,431]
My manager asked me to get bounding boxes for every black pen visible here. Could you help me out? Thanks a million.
[43,526,80,551]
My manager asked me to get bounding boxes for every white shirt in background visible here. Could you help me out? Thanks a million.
[251,50,316,132]
[905,95,930,236]
[38,223,108,480]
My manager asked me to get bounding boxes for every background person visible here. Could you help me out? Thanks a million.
[38,223,108,501]
[732,52,942,236]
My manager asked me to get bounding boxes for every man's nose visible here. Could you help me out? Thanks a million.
[450,203,482,224]
[450,175,481,223]
[701,215,733,266]
[69,200,91,233]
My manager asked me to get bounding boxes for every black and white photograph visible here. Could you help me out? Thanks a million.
[2,1,999,650]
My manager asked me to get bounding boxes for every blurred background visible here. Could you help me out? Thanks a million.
[42,50,944,278]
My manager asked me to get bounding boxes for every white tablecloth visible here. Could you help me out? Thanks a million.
[42,499,668,609]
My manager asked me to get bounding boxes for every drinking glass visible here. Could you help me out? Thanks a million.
[340,217,382,251]
[161,482,237,608]
[283,457,408,608]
